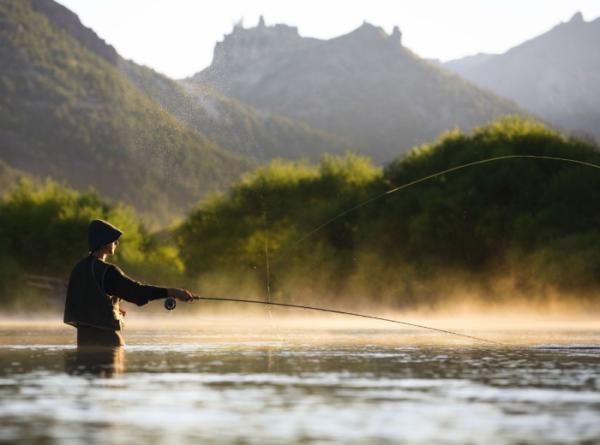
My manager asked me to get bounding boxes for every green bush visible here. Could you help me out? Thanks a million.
[0,180,185,308]
[177,118,600,306]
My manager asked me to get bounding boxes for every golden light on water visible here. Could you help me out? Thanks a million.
[2,306,599,347]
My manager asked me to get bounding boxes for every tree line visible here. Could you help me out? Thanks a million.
[2,117,599,310]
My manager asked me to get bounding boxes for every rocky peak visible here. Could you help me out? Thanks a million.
[346,21,388,41]
[30,0,118,64]
[390,26,402,45]
[338,22,404,49]
[210,19,306,69]
[569,11,584,24]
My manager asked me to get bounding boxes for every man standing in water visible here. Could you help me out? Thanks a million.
[64,219,194,348]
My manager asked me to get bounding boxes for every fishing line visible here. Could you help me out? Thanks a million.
[248,154,600,344]
[189,296,501,345]
[260,189,285,342]
[264,155,600,286]
[286,155,600,249]
[260,190,273,308]
[260,191,273,304]
[166,155,600,341]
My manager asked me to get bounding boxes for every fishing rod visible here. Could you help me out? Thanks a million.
[166,155,600,346]
[164,295,502,345]
[258,155,600,299]
[287,154,600,248]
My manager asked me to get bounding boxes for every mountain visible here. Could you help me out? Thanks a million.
[444,12,600,140]
[189,20,524,162]
[32,0,355,162]
[120,62,355,161]
[444,53,495,72]
[0,0,249,223]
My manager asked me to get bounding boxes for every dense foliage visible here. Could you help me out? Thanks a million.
[0,160,30,194]
[2,118,598,311]
[178,118,600,307]
[0,180,183,309]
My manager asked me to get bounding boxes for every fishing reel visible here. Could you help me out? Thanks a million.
[164,295,200,310]
[164,297,177,311]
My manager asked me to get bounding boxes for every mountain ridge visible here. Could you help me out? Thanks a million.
[1,0,360,227]
[32,0,356,162]
[444,11,600,139]
[190,20,526,161]
[30,0,118,63]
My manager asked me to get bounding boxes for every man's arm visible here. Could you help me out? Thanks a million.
[104,266,193,306]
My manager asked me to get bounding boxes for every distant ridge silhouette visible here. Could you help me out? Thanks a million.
[445,12,600,140]
[190,20,525,161]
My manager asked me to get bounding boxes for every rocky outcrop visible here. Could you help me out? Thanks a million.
[190,21,523,161]
[390,26,402,45]
[199,19,318,87]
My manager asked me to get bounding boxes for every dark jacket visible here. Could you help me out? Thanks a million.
[64,256,167,331]
[64,256,122,331]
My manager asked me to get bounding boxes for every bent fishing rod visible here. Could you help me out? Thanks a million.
[164,155,600,346]
[163,295,502,345]
[287,154,600,248]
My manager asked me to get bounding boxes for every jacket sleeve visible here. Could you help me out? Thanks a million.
[103,265,168,306]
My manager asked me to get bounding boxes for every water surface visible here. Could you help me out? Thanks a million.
[1,322,599,444]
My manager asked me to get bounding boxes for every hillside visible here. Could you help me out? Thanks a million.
[0,0,248,223]
[30,0,355,162]
[190,21,525,162]
[445,12,600,140]
[121,62,355,161]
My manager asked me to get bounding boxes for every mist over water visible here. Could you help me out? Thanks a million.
[1,319,599,444]
[2,3,600,443]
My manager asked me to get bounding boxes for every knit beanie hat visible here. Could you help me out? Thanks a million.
[88,219,122,252]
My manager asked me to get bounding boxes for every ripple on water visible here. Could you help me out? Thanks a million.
[0,328,599,444]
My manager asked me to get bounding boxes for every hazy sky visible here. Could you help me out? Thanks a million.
[57,0,600,79]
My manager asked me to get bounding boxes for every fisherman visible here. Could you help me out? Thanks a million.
[64,219,194,348]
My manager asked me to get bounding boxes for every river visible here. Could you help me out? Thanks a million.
[0,319,599,444]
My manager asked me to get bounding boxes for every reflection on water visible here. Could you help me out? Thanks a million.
[0,325,599,444]
[65,347,125,377]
